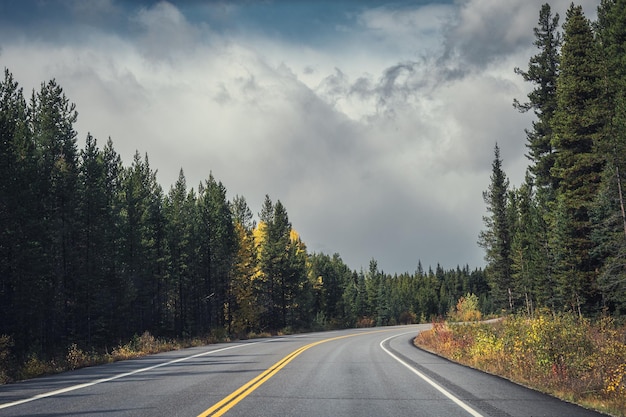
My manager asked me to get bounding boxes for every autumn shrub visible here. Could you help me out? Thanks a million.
[18,353,61,380]
[110,331,164,360]
[66,343,90,370]
[466,323,505,373]
[416,320,464,359]
[0,335,14,384]
[247,331,272,339]
[110,342,138,361]
[448,293,482,322]
[356,316,375,328]
[587,317,626,412]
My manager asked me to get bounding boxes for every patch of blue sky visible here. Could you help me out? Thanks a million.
[179,0,454,46]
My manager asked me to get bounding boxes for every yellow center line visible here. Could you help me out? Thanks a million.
[197,329,392,417]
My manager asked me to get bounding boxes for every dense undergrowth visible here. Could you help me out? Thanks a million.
[415,313,626,416]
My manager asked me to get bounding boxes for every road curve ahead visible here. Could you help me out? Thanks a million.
[0,325,609,417]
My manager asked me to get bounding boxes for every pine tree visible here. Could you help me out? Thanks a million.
[197,174,236,333]
[591,159,626,313]
[594,0,626,312]
[120,152,166,335]
[30,79,80,352]
[284,228,309,328]
[163,169,195,335]
[597,0,626,104]
[478,144,513,311]
[229,195,260,334]
[100,138,129,341]
[0,69,41,356]
[510,172,555,314]
[550,4,607,313]
[271,201,292,328]
[365,259,381,320]
[376,275,391,326]
[75,134,116,345]
[514,3,561,191]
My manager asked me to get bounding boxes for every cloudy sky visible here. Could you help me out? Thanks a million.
[0,0,600,274]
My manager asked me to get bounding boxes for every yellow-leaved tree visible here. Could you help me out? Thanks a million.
[254,195,309,332]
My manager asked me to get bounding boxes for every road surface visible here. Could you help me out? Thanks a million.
[0,325,609,416]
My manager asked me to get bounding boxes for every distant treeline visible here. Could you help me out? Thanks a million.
[480,2,626,316]
[0,69,487,361]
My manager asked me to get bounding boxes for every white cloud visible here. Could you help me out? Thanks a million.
[357,3,454,53]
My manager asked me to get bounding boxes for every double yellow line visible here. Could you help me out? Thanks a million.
[197,330,387,417]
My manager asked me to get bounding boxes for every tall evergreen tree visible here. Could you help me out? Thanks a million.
[478,144,513,311]
[514,3,561,191]
[75,134,117,345]
[594,0,626,312]
[100,138,130,341]
[550,4,607,313]
[597,0,626,104]
[229,195,260,334]
[164,169,196,335]
[197,174,236,332]
[591,159,626,313]
[512,4,563,310]
[30,79,80,352]
[510,172,556,314]
[255,196,308,330]
[0,69,40,356]
[120,152,166,335]
[256,195,275,330]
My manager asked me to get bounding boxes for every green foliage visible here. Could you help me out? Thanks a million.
[514,3,561,190]
[448,293,482,322]
[478,144,513,311]
[499,2,626,315]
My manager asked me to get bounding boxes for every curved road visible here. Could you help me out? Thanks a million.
[0,325,609,417]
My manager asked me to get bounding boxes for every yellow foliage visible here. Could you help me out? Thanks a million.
[449,293,482,322]
[66,343,89,370]
[605,363,626,396]
[253,221,268,250]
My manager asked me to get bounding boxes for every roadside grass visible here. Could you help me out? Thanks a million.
[0,330,233,383]
[414,313,626,417]
[0,327,304,384]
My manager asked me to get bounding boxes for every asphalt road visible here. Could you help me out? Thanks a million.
[0,325,610,417]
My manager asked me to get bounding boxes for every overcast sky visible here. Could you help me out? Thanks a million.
[0,0,600,274]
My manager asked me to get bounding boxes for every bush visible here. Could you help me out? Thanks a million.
[356,316,375,328]
[18,353,60,380]
[0,335,14,384]
[66,343,89,370]
[399,311,417,325]
[448,293,482,322]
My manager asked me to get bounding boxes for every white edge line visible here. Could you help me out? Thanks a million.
[0,341,262,410]
[380,332,485,417]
